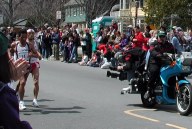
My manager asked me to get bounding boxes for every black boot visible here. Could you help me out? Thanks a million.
[106,71,111,77]
[144,87,154,99]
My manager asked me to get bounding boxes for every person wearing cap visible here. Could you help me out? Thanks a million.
[126,25,134,44]
[0,31,32,129]
[144,30,175,99]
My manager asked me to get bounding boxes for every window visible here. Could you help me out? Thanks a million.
[120,0,123,9]
[126,0,130,9]
[80,7,82,15]
[65,8,68,16]
[80,6,85,15]
[70,7,73,16]
[76,7,80,15]
[66,7,71,17]
[73,7,77,16]
[139,0,144,8]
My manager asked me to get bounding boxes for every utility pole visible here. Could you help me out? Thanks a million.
[135,0,139,27]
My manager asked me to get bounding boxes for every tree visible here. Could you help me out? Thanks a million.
[144,0,192,29]
[0,0,25,26]
[3,0,69,27]
[75,0,117,27]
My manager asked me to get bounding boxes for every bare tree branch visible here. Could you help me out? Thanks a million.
[14,0,25,10]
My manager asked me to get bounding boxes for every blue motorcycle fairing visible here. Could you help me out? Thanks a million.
[178,80,190,86]
[160,63,182,86]
[157,59,185,104]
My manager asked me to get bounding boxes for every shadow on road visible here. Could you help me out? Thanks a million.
[127,104,178,113]
[24,99,54,102]
[20,106,86,115]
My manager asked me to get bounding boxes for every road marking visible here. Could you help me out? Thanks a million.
[166,123,187,129]
[124,109,160,122]
[124,109,188,129]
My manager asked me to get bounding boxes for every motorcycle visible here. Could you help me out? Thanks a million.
[121,51,192,116]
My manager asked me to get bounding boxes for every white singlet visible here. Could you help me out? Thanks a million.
[14,42,29,61]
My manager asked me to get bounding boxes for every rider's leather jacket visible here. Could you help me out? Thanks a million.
[149,40,175,66]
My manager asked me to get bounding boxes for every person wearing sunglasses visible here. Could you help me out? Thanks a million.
[0,32,32,129]
[144,31,175,99]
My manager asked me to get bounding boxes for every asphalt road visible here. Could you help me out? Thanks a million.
[18,60,192,129]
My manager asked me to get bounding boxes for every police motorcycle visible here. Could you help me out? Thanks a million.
[121,50,192,116]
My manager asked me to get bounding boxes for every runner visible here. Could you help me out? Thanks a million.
[11,29,40,110]
[27,29,42,107]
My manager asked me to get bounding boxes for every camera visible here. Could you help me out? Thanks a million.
[106,70,127,81]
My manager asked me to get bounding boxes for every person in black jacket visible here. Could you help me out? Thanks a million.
[0,32,32,129]
[43,29,52,60]
[144,31,175,99]
[82,28,92,59]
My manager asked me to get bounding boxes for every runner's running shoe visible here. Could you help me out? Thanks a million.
[19,101,26,110]
[32,99,39,107]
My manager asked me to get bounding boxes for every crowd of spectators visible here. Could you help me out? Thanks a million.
[1,23,192,70]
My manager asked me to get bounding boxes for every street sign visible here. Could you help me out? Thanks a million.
[56,11,61,19]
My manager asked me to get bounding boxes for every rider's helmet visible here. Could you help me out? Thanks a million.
[157,31,166,37]
[157,31,167,44]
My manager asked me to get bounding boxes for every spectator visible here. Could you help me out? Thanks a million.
[82,28,92,59]
[0,31,32,129]
[114,31,121,44]
[62,36,71,63]
[52,27,60,60]
[37,27,44,54]
[43,29,52,60]
[79,30,86,56]
[171,28,183,54]
[112,20,118,32]
[132,26,145,49]
[119,33,128,48]
[144,25,151,38]
[69,30,79,63]
[78,52,89,66]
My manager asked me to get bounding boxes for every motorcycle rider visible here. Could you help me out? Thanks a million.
[118,26,146,93]
[144,30,175,99]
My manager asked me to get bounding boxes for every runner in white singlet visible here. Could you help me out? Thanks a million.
[11,29,40,110]
[14,42,30,61]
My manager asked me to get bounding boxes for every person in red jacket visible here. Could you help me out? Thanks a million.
[132,26,145,49]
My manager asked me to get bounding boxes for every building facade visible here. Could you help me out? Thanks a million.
[110,0,145,32]
[64,0,87,28]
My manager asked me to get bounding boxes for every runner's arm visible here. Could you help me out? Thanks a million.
[29,44,42,59]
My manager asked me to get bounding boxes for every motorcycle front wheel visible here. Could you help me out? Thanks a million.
[177,84,192,116]
[141,91,156,108]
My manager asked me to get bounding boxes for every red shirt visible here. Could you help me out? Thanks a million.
[98,44,112,55]
[132,31,145,48]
